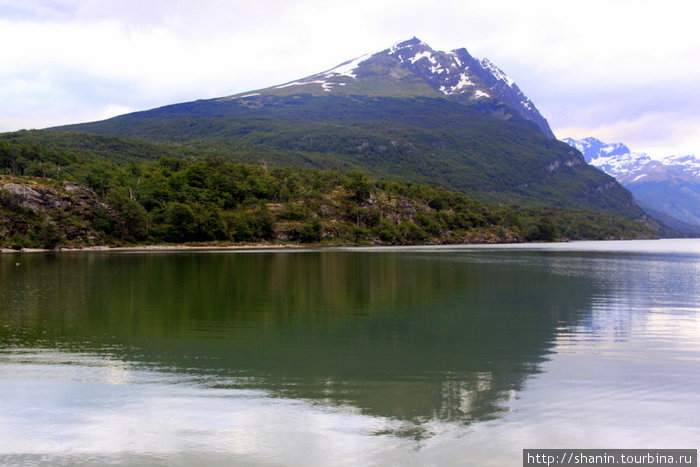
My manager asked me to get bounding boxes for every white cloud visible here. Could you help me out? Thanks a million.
[1,0,699,154]
[557,111,700,158]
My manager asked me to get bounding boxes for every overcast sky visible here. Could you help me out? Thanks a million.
[2,0,699,157]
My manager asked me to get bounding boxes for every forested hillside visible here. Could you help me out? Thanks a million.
[51,94,646,219]
[0,136,659,249]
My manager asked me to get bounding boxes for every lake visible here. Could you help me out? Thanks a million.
[1,239,698,466]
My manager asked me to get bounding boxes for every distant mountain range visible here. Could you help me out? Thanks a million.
[564,137,700,232]
[46,38,647,223]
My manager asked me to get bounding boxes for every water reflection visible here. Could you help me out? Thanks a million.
[0,249,599,428]
[2,243,700,464]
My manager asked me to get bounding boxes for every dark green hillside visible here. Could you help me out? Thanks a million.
[0,153,659,250]
[51,94,645,219]
[0,129,182,163]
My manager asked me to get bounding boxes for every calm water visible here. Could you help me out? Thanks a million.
[1,239,698,466]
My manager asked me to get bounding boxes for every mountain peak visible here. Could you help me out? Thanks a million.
[229,38,555,138]
[564,136,700,180]
[563,137,635,165]
[391,37,428,51]
[564,136,700,231]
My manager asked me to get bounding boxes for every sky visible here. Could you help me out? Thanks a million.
[2,0,699,157]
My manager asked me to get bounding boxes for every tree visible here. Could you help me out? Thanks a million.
[165,202,198,242]
[295,217,323,243]
[196,205,229,241]
[107,191,148,241]
[345,171,372,203]
[38,220,65,249]
[534,216,557,242]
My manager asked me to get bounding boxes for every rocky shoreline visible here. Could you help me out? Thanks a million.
[1,243,305,253]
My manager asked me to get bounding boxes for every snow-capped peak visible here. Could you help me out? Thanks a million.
[565,137,632,162]
[385,39,494,97]
[563,137,700,230]
[661,154,700,177]
[389,37,427,54]
[562,137,651,179]
[385,39,553,136]
[565,137,700,179]
[228,37,555,138]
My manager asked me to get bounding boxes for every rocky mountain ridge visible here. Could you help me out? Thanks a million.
[564,137,700,231]
[229,38,554,137]
[564,137,699,181]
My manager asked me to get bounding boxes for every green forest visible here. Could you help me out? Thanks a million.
[0,135,658,249]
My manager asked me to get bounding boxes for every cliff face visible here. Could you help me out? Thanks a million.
[0,177,114,249]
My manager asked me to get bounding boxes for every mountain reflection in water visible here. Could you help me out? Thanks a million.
[1,242,698,465]
[1,250,594,425]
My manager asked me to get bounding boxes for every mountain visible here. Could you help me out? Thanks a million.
[47,38,647,221]
[562,137,649,181]
[564,137,700,232]
[237,37,555,138]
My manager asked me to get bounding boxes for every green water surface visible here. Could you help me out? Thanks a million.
[1,240,698,465]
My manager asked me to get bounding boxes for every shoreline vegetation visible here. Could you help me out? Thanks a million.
[1,155,662,250]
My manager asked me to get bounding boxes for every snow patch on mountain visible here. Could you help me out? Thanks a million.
[321,53,372,79]
[276,79,327,89]
[439,72,476,95]
[480,59,515,88]
[409,51,436,65]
